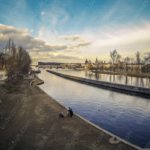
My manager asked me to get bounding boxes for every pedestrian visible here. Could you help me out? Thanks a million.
[68,107,74,117]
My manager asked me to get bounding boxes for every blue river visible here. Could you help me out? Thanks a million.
[38,70,150,148]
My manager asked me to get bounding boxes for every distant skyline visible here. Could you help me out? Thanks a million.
[0,0,150,63]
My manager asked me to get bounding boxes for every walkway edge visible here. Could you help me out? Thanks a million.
[76,114,142,150]
[36,83,142,150]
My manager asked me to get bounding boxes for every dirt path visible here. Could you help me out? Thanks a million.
[0,80,138,150]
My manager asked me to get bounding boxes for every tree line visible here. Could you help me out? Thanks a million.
[85,49,150,74]
[0,39,31,81]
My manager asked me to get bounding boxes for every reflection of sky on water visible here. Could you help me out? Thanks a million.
[53,69,150,88]
[38,70,150,148]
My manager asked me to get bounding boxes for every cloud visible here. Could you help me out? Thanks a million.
[74,42,91,48]
[37,26,91,52]
[30,51,82,63]
[0,24,28,35]
[0,24,68,52]
[62,35,81,41]
[0,24,88,62]
[79,22,150,59]
[2,22,149,63]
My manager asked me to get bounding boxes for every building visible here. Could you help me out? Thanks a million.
[38,62,84,70]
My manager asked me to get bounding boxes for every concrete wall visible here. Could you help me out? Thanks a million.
[47,70,150,97]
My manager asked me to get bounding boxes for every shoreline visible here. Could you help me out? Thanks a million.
[0,78,140,150]
[38,85,141,150]
[91,70,150,78]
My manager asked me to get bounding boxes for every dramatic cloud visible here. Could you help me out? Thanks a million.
[0,24,69,52]
[0,24,90,62]
[1,22,150,63]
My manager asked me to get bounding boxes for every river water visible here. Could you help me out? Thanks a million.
[53,69,150,88]
[38,70,150,148]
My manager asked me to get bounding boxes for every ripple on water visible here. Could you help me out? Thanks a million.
[38,71,150,148]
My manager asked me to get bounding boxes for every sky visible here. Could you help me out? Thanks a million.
[0,0,150,63]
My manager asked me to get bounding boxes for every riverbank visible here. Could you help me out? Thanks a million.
[91,70,150,78]
[0,78,139,150]
[47,70,150,97]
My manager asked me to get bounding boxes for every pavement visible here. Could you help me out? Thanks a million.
[0,79,138,150]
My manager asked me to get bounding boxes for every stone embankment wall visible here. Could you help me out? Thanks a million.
[47,70,150,97]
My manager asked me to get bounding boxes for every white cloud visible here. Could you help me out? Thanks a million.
[0,24,68,52]
[1,22,149,63]
[37,26,91,52]
[79,22,150,59]
[0,24,90,62]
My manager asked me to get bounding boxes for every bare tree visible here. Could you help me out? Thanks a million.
[0,52,5,70]
[17,46,31,74]
[124,57,131,73]
[4,39,31,81]
[116,54,121,63]
[110,49,118,64]
[110,49,121,72]
[124,57,130,64]
[135,51,141,73]
[110,49,121,64]
[136,51,141,65]
[95,58,99,71]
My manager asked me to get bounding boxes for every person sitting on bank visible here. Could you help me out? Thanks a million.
[68,107,74,117]
[59,112,64,118]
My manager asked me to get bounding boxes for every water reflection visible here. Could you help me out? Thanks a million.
[54,69,150,88]
[95,72,99,80]
[38,70,150,148]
